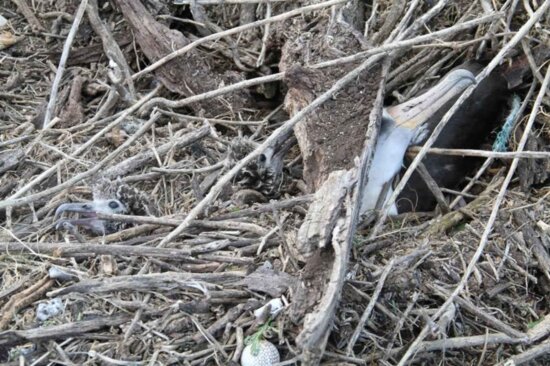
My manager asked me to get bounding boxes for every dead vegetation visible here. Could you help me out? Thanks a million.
[0,0,549,365]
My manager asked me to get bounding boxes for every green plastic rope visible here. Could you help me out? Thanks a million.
[493,95,521,152]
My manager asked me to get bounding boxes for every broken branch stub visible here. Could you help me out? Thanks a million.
[297,170,355,258]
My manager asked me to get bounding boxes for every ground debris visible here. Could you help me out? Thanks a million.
[1,0,549,365]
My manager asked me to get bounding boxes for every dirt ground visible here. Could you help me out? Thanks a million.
[1,1,549,365]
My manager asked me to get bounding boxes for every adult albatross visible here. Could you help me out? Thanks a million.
[361,62,509,215]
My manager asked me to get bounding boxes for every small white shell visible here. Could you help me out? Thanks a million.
[48,267,75,281]
[253,298,284,320]
[0,14,7,29]
[36,298,64,321]
[241,340,280,366]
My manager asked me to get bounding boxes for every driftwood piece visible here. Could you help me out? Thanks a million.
[281,10,382,191]
[297,170,355,257]
[516,133,550,190]
[294,59,387,364]
[237,264,298,297]
[113,0,248,114]
[87,0,135,100]
[0,313,134,348]
[58,74,84,126]
[0,148,25,175]
[296,215,352,363]
[288,246,334,324]
[0,276,54,330]
[513,210,550,282]
[277,2,389,362]
[48,271,245,297]
[280,4,388,353]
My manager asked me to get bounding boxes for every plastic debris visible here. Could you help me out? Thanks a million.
[253,298,284,321]
[36,298,64,321]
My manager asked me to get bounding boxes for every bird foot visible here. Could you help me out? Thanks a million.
[55,219,87,243]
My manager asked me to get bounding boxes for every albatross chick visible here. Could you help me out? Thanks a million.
[55,178,157,235]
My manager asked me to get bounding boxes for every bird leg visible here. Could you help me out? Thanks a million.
[55,220,88,243]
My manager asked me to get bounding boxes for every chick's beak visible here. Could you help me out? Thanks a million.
[386,69,476,130]
[54,202,97,220]
[54,202,108,235]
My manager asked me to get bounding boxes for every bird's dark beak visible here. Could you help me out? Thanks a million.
[54,202,97,220]
[386,69,476,129]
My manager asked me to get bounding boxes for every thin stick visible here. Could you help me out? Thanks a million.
[506,340,550,365]
[407,147,550,159]
[43,0,88,128]
[314,12,501,69]
[397,63,550,366]
[256,1,271,67]
[347,260,394,355]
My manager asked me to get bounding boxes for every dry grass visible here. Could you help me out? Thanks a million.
[0,0,549,365]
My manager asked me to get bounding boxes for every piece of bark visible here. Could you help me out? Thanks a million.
[239,3,259,43]
[48,271,245,297]
[516,133,550,190]
[279,3,386,362]
[12,0,45,31]
[237,264,298,298]
[297,170,355,257]
[295,59,388,365]
[58,74,84,127]
[0,313,134,348]
[371,0,406,44]
[513,210,550,283]
[280,13,382,191]
[0,148,25,175]
[288,247,335,325]
[113,0,249,115]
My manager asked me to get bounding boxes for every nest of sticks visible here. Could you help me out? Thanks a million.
[1,0,549,365]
